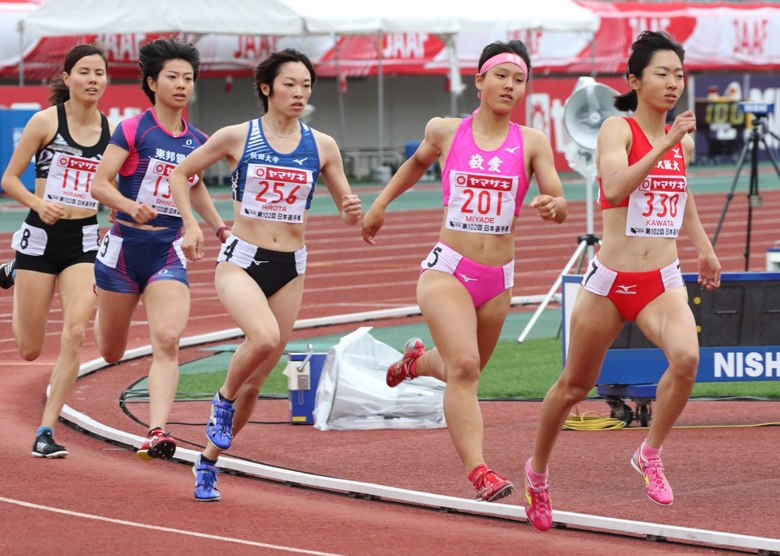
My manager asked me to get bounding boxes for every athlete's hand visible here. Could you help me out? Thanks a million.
[128,201,158,224]
[666,110,697,147]
[106,207,116,223]
[341,193,361,226]
[181,226,205,262]
[698,251,721,291]
[529,195,558,221]
[34,199,65,225]
[361,206,384,245]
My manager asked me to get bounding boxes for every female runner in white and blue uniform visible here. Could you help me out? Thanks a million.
[91,37,228,462]
[169,49,361,501]
[1,44,112,458]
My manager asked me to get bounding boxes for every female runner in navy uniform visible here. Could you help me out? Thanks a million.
[1,44,112,458]
[523,31,721,531]
[91,37,228,461]
[362,40,567,503]
[169,48,361,501]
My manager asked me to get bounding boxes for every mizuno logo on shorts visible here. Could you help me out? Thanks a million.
[458,274,477,283]
[615,285,637,294]
[252,260,270,265]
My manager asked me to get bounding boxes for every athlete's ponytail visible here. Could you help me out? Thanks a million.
[615,30,685,112]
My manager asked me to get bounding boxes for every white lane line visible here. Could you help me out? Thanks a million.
[0,497,352,556]
[64,323,780,556]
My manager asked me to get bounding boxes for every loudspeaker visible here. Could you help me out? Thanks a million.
[564,77,623,151]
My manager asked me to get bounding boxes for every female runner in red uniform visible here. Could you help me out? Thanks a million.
[523,31,721,531]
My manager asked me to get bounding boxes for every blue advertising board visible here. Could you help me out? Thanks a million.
[0,108,37,193]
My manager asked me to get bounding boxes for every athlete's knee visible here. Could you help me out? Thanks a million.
[667,345,699,377]
[552,375,591,406]
[99,345,125,364]
[446,352,481,383]
[96,333,125,364]
[13,324,43,361]
[59,322,88,352]
[17,342,43,362]
[243,333,280,363]
[150,328,183,358]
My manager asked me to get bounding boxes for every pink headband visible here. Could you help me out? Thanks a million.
[479,53,528,77]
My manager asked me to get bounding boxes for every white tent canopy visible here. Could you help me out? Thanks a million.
[17,0,305,36]
[17,0,599,163]
[286,0,599,34]
[18,0,599,37]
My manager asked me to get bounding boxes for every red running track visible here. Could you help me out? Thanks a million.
[1,189,779,555]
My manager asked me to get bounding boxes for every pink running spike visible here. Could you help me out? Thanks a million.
[524,458,552,531]
[631,445,674,506]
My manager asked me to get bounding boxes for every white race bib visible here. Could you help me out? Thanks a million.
[136,157,198,218]
[42,153,99,210]
[445,170,516,234]
[12,222,47,256]
[240,163,312,223]
[625,174,687,238]
[96,231,123,268]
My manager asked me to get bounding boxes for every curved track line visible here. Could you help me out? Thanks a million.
[61,315,780,555]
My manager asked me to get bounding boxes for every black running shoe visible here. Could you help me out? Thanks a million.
[32,431,68,458]
[0,260,14,289]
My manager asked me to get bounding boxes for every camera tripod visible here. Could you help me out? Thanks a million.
[712,113,780,271]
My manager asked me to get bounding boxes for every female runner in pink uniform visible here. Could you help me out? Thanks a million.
[523,31,721,531]
[362,40,567,502]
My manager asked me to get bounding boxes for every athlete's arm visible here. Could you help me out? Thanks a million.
[0,108,64,224]
[314,131,361,226]
[678,133,720,290]
[92,143,157,223]
[523,127,567,224]
[598,112,697,206]
[187,175,229,261]
[362,117,453,245]
[170,125,243,261]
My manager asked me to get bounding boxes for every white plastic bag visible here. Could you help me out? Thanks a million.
[313,327,446,431]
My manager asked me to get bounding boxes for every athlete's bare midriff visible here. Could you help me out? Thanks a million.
[438,211,516,267]
[597,207,679,272]
[231,202,308,252]
[34,178,97,220]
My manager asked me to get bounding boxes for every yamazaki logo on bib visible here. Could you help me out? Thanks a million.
[154,161,174,176]
[640,176,686,192]
[455,173,513,191]
[254,166,308,184]
[58,156,98,173]
[43,153,99,210]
